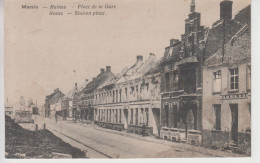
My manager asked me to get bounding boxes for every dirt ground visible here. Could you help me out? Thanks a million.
[5,115,86,158]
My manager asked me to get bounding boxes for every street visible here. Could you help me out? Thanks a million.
[32,116,246,158]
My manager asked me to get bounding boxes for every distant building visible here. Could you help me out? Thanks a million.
[61,82,86,119]
[44,88,65,117]
[73,66,115,122]
[202,4,251,153]
[94,54,161,136]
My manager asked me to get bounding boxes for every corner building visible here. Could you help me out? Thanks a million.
[202,4,251,154]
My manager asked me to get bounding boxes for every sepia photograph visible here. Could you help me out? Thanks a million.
[1,0,255,160]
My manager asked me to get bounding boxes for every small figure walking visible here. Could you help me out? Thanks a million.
[55,112,58,123]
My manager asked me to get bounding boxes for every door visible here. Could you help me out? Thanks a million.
[230,104,238,143]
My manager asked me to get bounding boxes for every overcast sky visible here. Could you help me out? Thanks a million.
[4,0,250,107]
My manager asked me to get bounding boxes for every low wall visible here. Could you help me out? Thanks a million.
[127,125,153,136]
[160,128,202,145]
[95,121,124,131]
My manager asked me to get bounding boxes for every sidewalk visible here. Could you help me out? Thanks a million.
[62,120,248,157]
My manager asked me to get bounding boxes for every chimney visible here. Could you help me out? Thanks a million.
[170,39,179,46]
[75,83,77,88]
[85,79,88,83]
[137,55,143,62]
[220,0,233,22]
[106,66,111,72]
[100,68,105,74]
[150,53,155,56]
[190,0,195,12]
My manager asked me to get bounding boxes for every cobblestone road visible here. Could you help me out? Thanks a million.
[33,116,247,158]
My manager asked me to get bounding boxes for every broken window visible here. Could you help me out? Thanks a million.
[130,108,133,124]
[145,108,149,126]
[125,88,128,101]
[136,85,139,100]
[119,89,122,102]
[116,90,118,103]
[113,90,115,103]
[140,108,144,125]
[135,108,138,125]
[165,104,169,127]
[173,71,179,90]
[165,73,170,90]
[115,109,118,123]
[119,109,122,123]
[213,70,222,93]
[130,86,134,95]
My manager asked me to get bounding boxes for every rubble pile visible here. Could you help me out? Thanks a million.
[5,115,86,158]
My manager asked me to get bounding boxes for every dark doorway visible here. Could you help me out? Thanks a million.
[172,104,178,128]
[165,104,169,127]
[192,104,197,130]
[152,108,161,136]
[230,104,238,143]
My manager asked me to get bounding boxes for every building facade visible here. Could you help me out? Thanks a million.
[61,82,84,119]
[73,66,115,122]
[159,0,251,148]
[159,0,206,145]
[202,14,251,154]
[44,88,65,117]
[94,54,161,136]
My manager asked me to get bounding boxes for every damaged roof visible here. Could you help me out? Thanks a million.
[46,89,65,104]
[204,25,250,67]
[126,53,158,81]
[80,70,115,94]
[98,54,159,90]
[64,82,87,99]
[204,5,251,60]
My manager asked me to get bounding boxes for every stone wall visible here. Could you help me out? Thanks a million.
[127,125,153,136]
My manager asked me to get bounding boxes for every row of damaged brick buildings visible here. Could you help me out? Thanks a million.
[44,0,251,154]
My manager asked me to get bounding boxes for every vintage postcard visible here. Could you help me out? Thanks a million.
[3,0,251,159]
